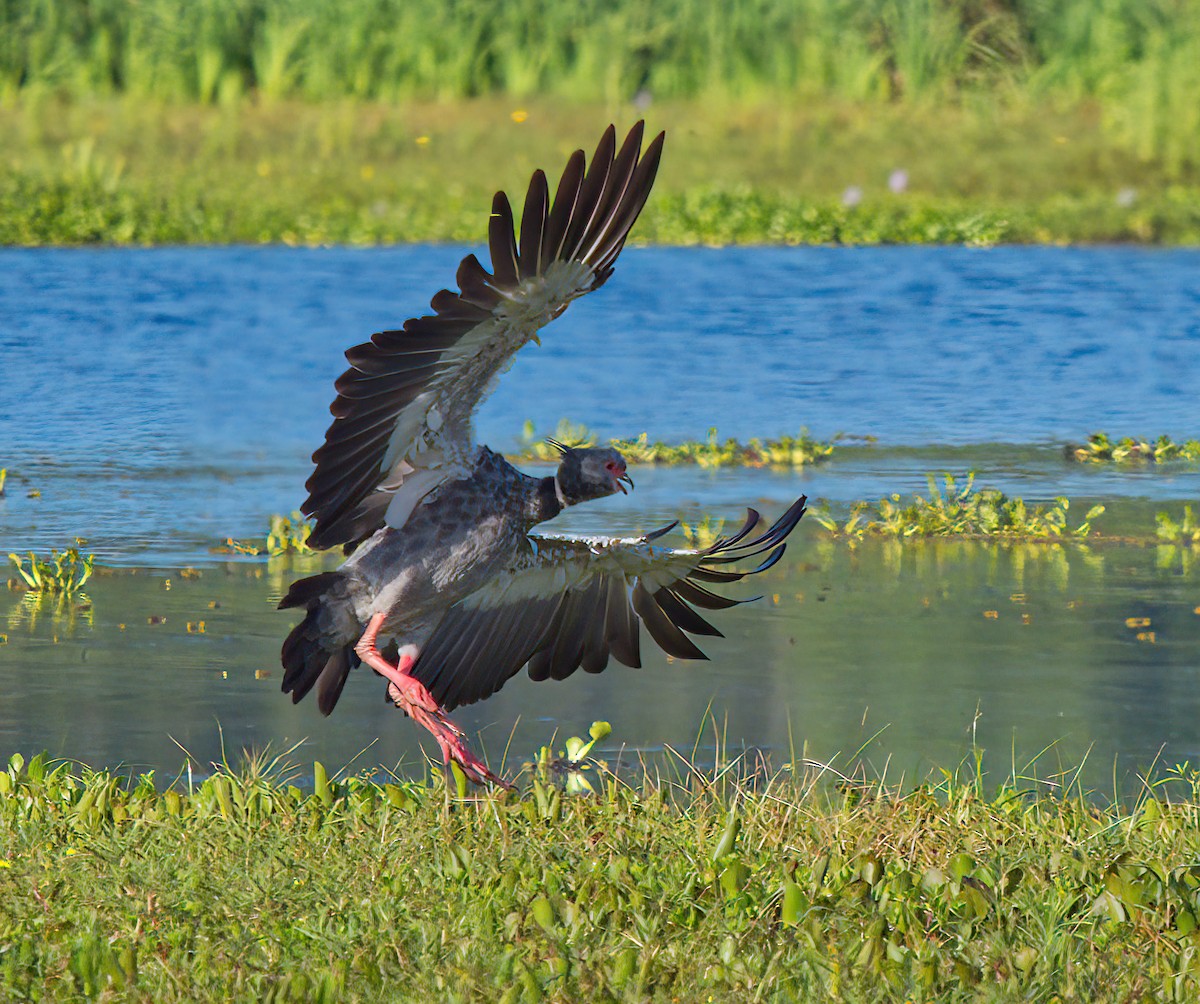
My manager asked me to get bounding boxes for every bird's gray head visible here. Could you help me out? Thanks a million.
[550,440,633,505]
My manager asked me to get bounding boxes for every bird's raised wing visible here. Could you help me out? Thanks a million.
[303,123,665,550]
[409,498,808,712]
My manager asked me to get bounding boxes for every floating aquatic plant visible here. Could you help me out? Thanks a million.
[516,418,596,458]
[680,515,726,550]
[515,420,834,468]
[222,512,316,556]
[530,720,612,795]
[266,512,315,555]
[814,473,1105,540]
[7,541,94,599]
[1066,432,1200,463]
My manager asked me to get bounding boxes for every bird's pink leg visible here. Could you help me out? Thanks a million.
[354,613,511,789]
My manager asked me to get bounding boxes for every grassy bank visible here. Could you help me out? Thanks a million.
[3,748,1200,1000]
[5,0,1200,176]
[3,98,1200,246]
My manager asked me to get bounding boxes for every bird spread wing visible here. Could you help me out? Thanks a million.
[409,498,808,712]
[302,123,665,550]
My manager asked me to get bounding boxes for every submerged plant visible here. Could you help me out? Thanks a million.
[1156,504,1200,545]
[515,421,834,468]
[8,541,94,598]
[814,473,1105,540]
[1067,432,1200,463]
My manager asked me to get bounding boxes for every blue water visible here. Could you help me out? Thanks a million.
[2,245,1199,787]
[1,245,1198,562]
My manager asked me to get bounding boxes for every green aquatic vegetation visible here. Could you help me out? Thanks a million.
[531,720,612,795]
[1157,504,1200,545]
[223,511,315,556]
[815,473,1106,540]
[0,467,6,495]
[7,541,93,598]
[516,418,597,460]
[515,420,835,468]
[680,515,726,550]
[1067,432,1200,464]
[266,511,315,555]
[6,745,1200,999]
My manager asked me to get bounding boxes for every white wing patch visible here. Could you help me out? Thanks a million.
[383,467,457,531]
[375,260,597,486]
[459,532,703,611]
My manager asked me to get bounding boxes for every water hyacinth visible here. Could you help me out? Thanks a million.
[514,420,835,468]
[1066,432,1200,464]
[221,512,316,556]
[814,473,1105,540]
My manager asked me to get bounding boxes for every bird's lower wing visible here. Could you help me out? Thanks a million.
[303,123,664,550]
[411,497,807,712]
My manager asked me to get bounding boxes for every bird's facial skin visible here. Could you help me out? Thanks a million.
[605,458,634,494]
[555,446,633,504]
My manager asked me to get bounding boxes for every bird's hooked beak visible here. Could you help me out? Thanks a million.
[616,471,634,494]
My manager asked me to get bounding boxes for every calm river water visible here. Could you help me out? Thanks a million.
[1,246,1198,790]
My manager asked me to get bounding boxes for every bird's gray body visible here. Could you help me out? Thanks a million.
[333,446,558,650]
[295,445,555,663]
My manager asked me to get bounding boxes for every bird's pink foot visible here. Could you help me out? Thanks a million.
[355,613,510,789]
[408,706,513,789]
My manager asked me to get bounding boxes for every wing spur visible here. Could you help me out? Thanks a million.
[303,123,665,550]
[410,497,808,712]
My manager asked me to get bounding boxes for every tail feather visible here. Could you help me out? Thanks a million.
[280,571,358,716]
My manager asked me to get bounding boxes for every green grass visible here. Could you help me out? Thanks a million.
[3,97,1200,246]
[814,472,1106,541]
[4,0,1200,177]
[5,743,1200,1000]
[1067,432,1200,464]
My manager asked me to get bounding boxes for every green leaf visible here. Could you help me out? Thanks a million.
[313,761,332,807]
[712,806,741,861]
[530,896,555,932]
[781,881,806,926]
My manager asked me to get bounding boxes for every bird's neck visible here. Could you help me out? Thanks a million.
[527,476,565,524]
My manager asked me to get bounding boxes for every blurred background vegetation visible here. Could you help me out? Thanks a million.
[2,0,1199,244]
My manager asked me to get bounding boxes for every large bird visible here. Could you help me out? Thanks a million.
[280,123,807,785]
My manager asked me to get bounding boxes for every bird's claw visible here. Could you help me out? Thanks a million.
[437,734,514,790]
[394,698,509,789]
